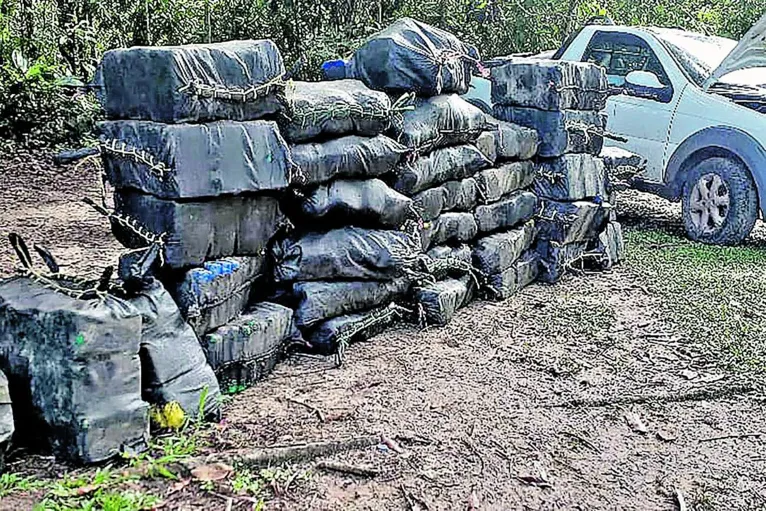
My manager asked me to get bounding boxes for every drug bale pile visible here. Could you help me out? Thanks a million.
[98,40,306,396]
[491,58,624,283]
[268,79,422,362]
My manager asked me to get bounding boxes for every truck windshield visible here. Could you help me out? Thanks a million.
[648,28,737,86]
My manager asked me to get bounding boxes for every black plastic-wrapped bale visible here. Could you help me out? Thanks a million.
[291,135,406,186]
[537,200,610,245]
[427,244,473,264]
[422,212,479,250]
[0,278,148,464]
[307,303,403,356]
[589,222,625,271]
[113,191,285,269]
[535,154,607,201]
[391,94,487,150]
[165,256,265,337]
[130,280,221,419]
[486,252,540,301]
[350,18,480,96]
[272,227,421,283]
[536,240,588,284]
[475,161,536,204]
[393,144,491,196]
[203,302,299,391]
[475,120,539,162]
[290,279,411,329]
[493,107,606,158]
[0,370,13,445]
[472,220,536,275]
[282,80,396,142]
[100,40,285,123]
[442,177,479,212]
[99,120,291,199]
[413,275,476,327]
[291,179,412,229]
[474,191,538,234]
[490,58,608,111]
[413,187,447,222]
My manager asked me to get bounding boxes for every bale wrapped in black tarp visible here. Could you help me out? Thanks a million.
[535,154,607,201]
[490,58,608,111]
[413,275,476,327]
[472,220,537,275]
[391,94,487,150]
[289,279,411,329]
[291,179,413,229]
[350,18,480,96]
[427,244,473,264]
[99,120,291,199]
[485,252,539,301]
[475,120,539,162]
[0,277,148,464]
[281,80,398,142]
[0,370,13,445]
[588,222,624,271]
[442,177,479,212]
[475,161,536,204]
[307,303,404,356]
[537,200,610,244]
[130,280,220,419]
[291,135,406,186]
[421,212,478,250]
[100,40,285,123]
[165,256,265,337]
[536,240,587,283]
[413,187,447,222]
[474,191,538,234]
[393,144,491,196]
[272,227,421,282]
[113,191,285,269]
[493,107,605,158]
[203,302,299,391]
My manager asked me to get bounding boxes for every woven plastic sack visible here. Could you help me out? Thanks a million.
[100,40,285,123]
[99,120,291,199]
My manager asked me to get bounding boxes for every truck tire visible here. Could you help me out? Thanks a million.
[681,157,758,245]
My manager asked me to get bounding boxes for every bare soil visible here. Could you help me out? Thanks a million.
[1,153,765,510]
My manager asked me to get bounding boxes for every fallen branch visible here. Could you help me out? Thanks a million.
[316,460,380,478]
[699,432,764,443]
[285,397,326,423]
[550,384,755,408]
[195,435,380,468]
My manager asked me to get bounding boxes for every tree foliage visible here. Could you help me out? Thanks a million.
[0,0,762,148]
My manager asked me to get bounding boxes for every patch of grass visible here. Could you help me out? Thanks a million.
[0,472,46,497]
[33,489,162,511]
[624,228,766,371]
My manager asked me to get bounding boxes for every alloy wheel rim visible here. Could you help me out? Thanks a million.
[689,173,730,234]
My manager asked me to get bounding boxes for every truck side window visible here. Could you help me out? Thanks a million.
[583,31,672,96]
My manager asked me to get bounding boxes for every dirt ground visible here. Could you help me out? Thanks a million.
[1,153,765,510]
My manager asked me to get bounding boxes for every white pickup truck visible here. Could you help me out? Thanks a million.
[466,14,766,245]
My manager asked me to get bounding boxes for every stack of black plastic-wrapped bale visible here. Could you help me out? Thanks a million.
[268,79,423,362]
[350,18,500,327]
[491,58,625,283]
[98,40,302,396]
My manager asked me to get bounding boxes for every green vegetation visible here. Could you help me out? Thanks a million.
[624,228,766,371]
[1,0,762,149]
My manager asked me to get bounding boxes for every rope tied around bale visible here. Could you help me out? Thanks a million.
[334,303,411,367]
[177,74,287,103]
[100,139,171,179]
[286,91,416,131]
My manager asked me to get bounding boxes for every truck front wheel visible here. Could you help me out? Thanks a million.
[681,157,758,245]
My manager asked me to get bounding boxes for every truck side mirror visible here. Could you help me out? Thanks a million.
[624,70,673,103]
